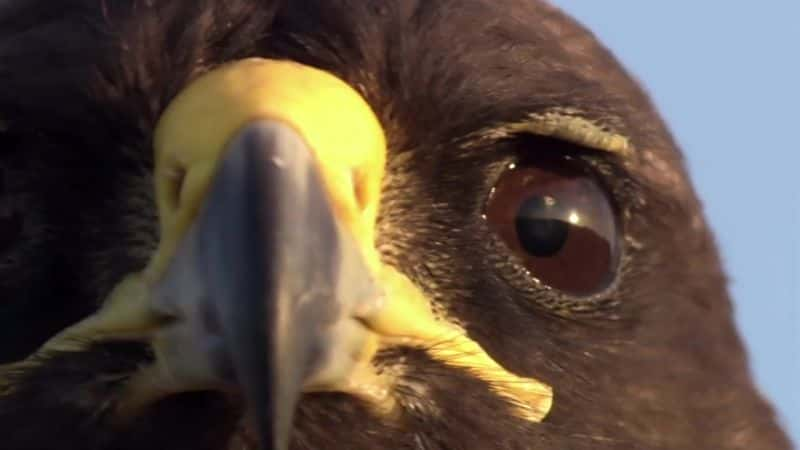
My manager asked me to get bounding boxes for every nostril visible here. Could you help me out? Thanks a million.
[166,166,187,210]
[352,168,369,212]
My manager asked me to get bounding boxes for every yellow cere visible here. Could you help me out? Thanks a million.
[150,58,553,422]
[150,58,386,279]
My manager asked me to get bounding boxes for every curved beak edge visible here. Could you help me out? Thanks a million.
[144,120,382,450]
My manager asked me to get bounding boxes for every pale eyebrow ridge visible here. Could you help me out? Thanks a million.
[468,108,633,157]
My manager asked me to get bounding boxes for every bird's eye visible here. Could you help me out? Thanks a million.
[485,158,620,296]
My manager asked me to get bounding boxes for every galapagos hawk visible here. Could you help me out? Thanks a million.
[0,1,791,449]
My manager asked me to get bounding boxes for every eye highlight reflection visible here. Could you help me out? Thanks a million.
[485,158,620,297]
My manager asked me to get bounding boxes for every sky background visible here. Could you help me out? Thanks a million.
[551,1,799,445]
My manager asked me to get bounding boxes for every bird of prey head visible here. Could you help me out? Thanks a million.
[0,1,791,449]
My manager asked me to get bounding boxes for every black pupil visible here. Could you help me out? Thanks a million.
[514,196,569,257]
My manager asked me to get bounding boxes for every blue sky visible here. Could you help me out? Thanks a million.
[552,1,799,444]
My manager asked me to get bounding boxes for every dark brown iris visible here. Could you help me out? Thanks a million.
[486,159,619,296]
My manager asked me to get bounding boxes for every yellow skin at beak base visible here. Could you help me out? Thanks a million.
[148,58,552,422]
[150,58,386,280]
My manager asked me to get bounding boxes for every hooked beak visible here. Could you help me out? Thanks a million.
[23,58,550,450]
[149,121,381,449]
[132,58,392,450]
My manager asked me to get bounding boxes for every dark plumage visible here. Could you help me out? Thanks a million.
[0,1,791,449]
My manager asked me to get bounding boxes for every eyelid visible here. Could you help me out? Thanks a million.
[484,137,633,234]
[510,133,635,197]
[468,109,633,159]
[505,113,631,157]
